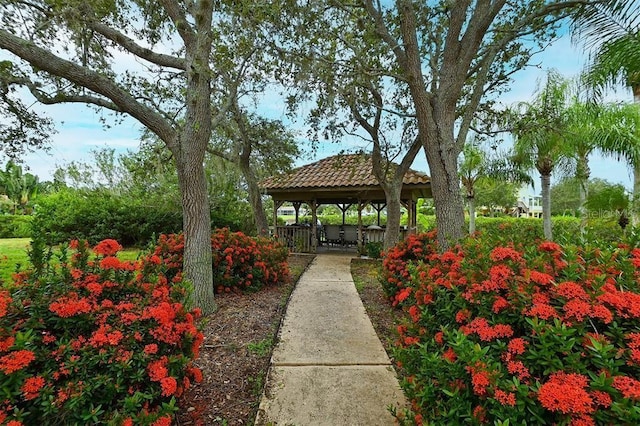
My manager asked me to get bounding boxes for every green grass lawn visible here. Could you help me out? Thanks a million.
[0,238,141,285]
[0,238,31,284]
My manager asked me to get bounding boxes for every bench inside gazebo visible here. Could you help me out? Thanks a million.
[260,154,432,253]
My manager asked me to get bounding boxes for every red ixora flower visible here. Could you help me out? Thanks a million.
[507,338,527,355]
[490,247,522,262]
[442,347,457,363]
[148,357,169,381]
[160,376,178,396]
[0,350,36,374]
[494,389,516,406]
[612,375,640,400]
[465,317,513,342]
[99,256,123,270]
[538,241,561,253]
[21,376,45,400]
[49,293,92,318]
[466,362,492,396]
[93,239,123,256]
[152,416,172,426]
[537,371,594,415]
[0,290,12,318]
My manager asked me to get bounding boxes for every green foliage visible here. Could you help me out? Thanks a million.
[316,214,385,226]
[472,217,623,246]
[365,241,383,259]
[553,178,632,217]
[474,178,520,213]
[0,238,204,424]
[0,215,32,238]
[384,235,640,425]
[0,161,44,214]
[31,189,182,246]
[418,215,626,246]
[247,338,274,357]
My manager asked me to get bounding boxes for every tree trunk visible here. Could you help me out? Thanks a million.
[178,3,216,314]
[239,158,269,236]
[176,150,216,314]
[424,137,466,248]
[382,182,403,251]
[577,154,589,235]
[541,172,553,240]
[468,196,476,235]
[578,178,588,236]
[633,162,640,228]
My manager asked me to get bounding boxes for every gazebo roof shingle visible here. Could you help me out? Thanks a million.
[261,154,430,190]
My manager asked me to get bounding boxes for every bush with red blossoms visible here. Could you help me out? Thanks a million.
[386,235,640,425]
[0,238,203,425]
[154,228,289,293]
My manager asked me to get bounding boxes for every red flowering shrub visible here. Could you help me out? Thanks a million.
[387,235,640,425]
[154,228,289,293]
[0,239,203,424]
[381,231,438,302]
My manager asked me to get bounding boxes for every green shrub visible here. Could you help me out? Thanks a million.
[0,215,32,238]
[384,235,640,425]
[0,238,203,424]
[365,241,383,259]
[31,189,182,246]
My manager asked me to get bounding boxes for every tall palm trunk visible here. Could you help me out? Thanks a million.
[577,153,590,235]
[541,172,553,240]
[468,196,476,234]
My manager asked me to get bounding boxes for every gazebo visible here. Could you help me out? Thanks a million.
[260,154,432,253]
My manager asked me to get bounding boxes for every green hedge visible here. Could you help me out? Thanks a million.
[31,190,183,246]
[417,215,625,246]
[0,215,33,238]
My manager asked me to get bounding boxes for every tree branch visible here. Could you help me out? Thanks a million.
[0,29,177,145]
[158,0,196,48]
[361,0,409,69]
[86,21,186,70]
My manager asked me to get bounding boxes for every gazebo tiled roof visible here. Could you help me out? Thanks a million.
[261,154,431,193]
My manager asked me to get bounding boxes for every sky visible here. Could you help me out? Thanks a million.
[11,27,636,192]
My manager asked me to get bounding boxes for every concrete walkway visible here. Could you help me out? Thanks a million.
[255,253,407,426]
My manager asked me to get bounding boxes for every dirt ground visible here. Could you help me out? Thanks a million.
[176,255,403,426]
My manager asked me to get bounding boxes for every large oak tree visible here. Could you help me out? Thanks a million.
[0,0,241,314]
[258,1,595,248]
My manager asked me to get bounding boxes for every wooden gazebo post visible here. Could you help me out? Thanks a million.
[357,200,364,254]
[311,199,318,253]
[273,200,284,237]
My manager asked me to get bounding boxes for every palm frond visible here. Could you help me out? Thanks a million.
[572,0,640,50]
[586,33,640,93]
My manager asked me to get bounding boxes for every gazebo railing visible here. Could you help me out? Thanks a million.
[271,225,412,253]
[274,226,313,253]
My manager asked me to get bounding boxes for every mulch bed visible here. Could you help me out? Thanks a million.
[176,254,314,425]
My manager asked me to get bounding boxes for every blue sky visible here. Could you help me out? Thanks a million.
[16,30,636,191]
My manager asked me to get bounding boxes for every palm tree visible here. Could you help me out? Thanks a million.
[572,0,640,223]
[564,87,640,233]
[459,142,486,234]
[459,140,531,234]
[511,71,573,240]
[0,161,40,214]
